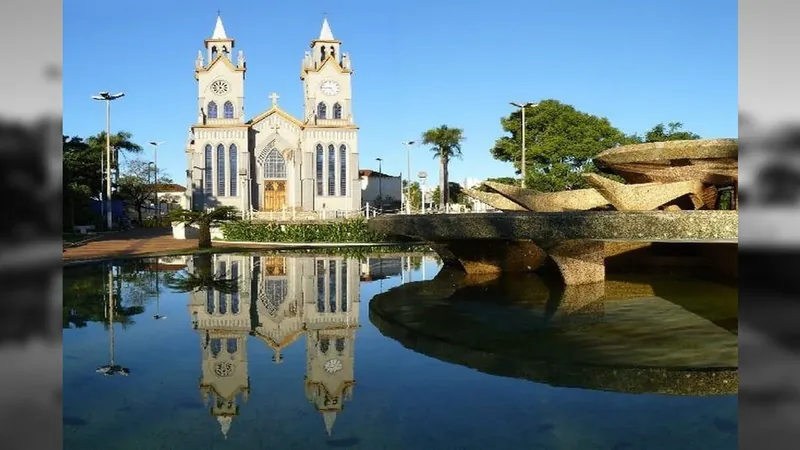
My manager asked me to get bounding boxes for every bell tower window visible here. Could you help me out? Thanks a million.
[208,101,218,119]
[223,101,234,119]
[333,103,342,119]
[317,102,327,119]
[211,46,218,60]
[320,46,327,62]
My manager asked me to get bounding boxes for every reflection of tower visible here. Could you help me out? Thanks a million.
[188,254,252,439]
[303,257,360,436]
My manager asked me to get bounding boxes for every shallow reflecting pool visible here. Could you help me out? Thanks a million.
[63,251,737,449]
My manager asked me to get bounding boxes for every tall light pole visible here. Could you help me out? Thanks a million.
[375,158,383,211]
[149,141,166,222]
[96,263,130,376]
[92,91,125,230]
[402,141,417,214]
[509,102,538,189]
[418,171,428,214]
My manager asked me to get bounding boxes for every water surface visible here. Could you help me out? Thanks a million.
[63,252,737,449]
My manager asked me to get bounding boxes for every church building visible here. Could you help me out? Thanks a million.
[186,15,361,213]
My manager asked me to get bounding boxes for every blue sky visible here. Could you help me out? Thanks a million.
[64,0,737,184]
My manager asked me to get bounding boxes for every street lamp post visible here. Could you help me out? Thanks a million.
[92,91,125,230]
[96,263,130,376]
[148,162,155,219]
[418,171,428,214]
[509,102,538,189]
[149,141,166,222]
[375,158,383,211]
[402,141,417,214]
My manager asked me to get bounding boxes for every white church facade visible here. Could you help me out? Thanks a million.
[185,16,361,213]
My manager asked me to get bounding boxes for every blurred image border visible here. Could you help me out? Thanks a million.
[0,1,63,449]
[739,1,800,449]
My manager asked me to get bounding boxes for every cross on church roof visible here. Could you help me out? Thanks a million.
[270,124,281,133]
[269,92,280,107]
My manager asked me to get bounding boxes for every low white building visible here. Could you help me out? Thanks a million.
[462,177,496,213]
[359,170,401,209]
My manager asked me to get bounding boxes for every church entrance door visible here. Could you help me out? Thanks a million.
[263,180,287,211]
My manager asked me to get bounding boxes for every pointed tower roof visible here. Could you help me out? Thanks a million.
[322,411,338,436]
[218,416,232,439]
[318,17,335,41]
[212,14,228,39]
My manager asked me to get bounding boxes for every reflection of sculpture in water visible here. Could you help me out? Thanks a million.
[369,268,738,396]
[187,254,360,438]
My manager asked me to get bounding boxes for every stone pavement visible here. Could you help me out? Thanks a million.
[63,227,199,263]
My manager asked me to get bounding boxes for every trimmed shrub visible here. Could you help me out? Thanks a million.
[220,218,390,243]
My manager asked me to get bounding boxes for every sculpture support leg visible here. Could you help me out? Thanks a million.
[548,240,606,285]
[432,240,547,275]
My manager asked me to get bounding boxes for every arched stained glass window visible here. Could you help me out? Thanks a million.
[339,144,347,196]
[316,144,324,195]
[229,144,238,196]
[208,101,218,119]
[210,339,222,357]
[230,261,240,314]
[217,144,225,196]
[341,260,348,312]
[263,148,286,179]
[327,145,336,195]
[316,260,325,312]
[328,260,337,312]
[227,339,238,354]
[204,145,213,195]
[206,289,215,314]
[223,101,234,119]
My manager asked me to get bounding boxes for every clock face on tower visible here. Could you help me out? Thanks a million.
[210,79,230,95]
[320,79,340,96]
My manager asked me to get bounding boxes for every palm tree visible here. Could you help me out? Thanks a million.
[86,131,143,188]
[169,206,240,249]
[163,254,239,295]
[421,125,465,209]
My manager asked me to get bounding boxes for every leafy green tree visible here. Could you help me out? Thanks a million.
[485,177,520,187]
[169,206,240,248]
[63,135,99,228]
[62,130,144,229]
[490,100,635,192]
[643,122,701,142]
[117,159,172,224]
[448,182,464,204]
[403,180,422,211]
[421,125,465,208]
[63,262,146,329]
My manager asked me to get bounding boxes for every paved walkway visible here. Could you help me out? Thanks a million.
[63,227,199,263]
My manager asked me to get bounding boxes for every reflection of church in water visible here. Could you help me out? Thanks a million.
[188,254,359,438]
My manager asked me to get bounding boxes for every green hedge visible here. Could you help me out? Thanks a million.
[219,218,391,243]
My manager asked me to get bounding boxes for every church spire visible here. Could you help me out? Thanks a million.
[212,13,228,39]
[217,415,232,439]
[318,17,335,41]
[322,411,338,436]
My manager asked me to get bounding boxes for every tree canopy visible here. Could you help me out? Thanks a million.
[489,99,702,192]
[421,125,465,207]
[117,159,172,224]
[62,130,145,229]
